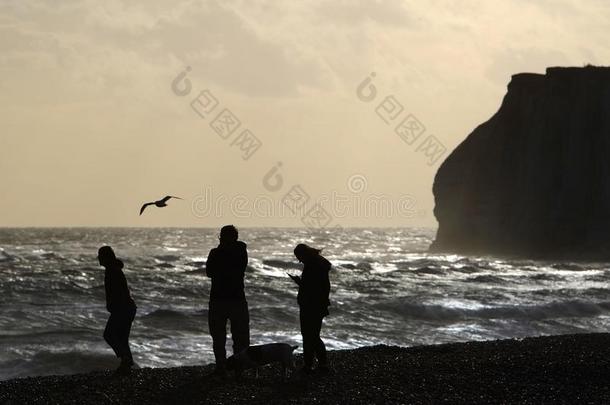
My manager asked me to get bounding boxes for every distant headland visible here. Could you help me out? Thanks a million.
[431,66,610,259]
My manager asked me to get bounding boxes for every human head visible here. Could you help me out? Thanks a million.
[219,225,239,245]
[98,246,116,268]
[294,243,322,263]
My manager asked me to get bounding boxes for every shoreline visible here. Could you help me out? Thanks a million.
[2,333,610,404]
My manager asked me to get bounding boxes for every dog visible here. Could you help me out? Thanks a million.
[226,343,298,379]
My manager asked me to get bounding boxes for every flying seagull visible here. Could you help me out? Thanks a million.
[140,196,183,215]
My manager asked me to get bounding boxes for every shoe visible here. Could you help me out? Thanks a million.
[120,358,134,367]
[114,362,133,376]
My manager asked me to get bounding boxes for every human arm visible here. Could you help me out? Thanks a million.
[109,270,131,311]
[240,244,248,275]
[205,248,218,278]
[287,273,301,286]
[232,241,248,277]
[104,271,112,312]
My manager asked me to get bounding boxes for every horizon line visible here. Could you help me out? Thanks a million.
[0,225,437,230]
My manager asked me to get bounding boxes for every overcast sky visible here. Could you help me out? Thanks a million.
[1,0,609,228]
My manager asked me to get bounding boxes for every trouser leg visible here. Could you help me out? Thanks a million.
[104,314,120,357]
[300,310,315,368]
[117,308,135,363]
[229,301,250,355]
[300,310,327,368]
[106,309,135,363]
[312,314,327,366]
[208,302,228,366]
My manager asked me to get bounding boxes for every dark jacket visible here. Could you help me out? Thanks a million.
[206,241,248,302]
[104,260,136,313]
[297,255,331,315]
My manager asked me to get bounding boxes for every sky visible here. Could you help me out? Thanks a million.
[1,0,609,228]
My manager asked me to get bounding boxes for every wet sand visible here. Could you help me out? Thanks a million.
[2,333,610,404]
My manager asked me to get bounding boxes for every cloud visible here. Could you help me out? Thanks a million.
[315,0,414,26]
[0,0,332,98]
[146,2,329,96]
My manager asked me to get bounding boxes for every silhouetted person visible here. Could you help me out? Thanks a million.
[206,225,250,374]
[291,243,331,373]
[98,246,137,373]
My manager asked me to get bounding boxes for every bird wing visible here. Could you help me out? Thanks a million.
[140,202,154,215]
[161,195,182,202]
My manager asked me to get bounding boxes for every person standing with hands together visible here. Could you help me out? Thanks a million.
[206,225,250,375]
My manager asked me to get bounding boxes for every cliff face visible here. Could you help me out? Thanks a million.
[431,66,610,257]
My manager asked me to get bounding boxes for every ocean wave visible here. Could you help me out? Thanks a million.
[68,281,102,290]
[141,309,197,320]
[464,275,507,284]
[550,263,586,271]
[250,305,297,324]
[5,227,610,380]
[531,287,610,299]
[340,262,373,270]
[79,266,101,272]
[38,251,64,260]
[138,308,206,332]
[262,259,301,270]
[154,255,181,262]
[584,273,610,282]
[393,259,442,271]
[0,350,117,380]
[527,273,565,281]
[0,328,92,342]
[376,299,610,322]
[182,269,205,275]
[0,249,16,262]
[412,266,444,276]
[452,265,483,274]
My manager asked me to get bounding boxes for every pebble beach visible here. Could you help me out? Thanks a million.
[3,333,610,404]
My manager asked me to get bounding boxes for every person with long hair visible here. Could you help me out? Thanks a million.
[98,246,137,373]
[291,243,332,373]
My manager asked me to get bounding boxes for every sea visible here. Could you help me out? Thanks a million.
[1,227,610,380]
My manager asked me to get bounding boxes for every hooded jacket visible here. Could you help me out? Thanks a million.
[206,241,248,302]
[104,259,136,313]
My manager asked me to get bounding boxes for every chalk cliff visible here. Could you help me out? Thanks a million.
[431,66,610,258]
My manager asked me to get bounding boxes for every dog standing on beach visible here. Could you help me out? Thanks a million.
[226,343,298,379]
